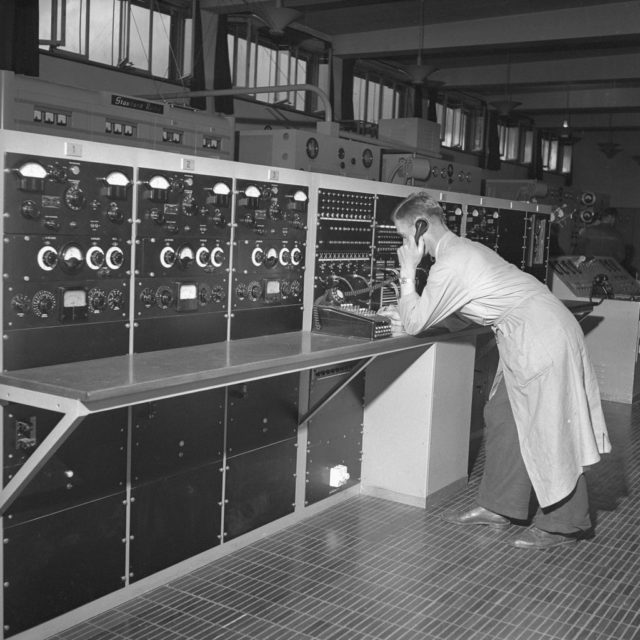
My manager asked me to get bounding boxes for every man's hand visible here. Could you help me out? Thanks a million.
[397,236,424,273]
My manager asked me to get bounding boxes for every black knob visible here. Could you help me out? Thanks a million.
[149,208,165,225]
[107,203,125,223]
[21,200,40,219]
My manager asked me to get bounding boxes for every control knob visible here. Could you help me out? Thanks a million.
[211,285,225,303]
[199,284,212,304]
[160,246,176,269]
[182,195,197,216]
[37,246,58,271]
[32,290,56,317]
[47,163,68,183]
[210,246,224,268]
[139,288,156,308]
[86,246,106,270]
[106,202,125,224]
[251,246,265,267]
[196,246,210,268]
[156,285,174,309]
[149,208,165,225]
[279,247,291,266]
[105,246,125,270]
[88,288,106,313]
[290,246,302,265]
[107,289,124,311]
[21,199,40,220]
[11,294,31,316]
[64,185,86,211]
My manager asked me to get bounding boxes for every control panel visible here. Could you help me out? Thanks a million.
[550,256,640,300]
[134,168,232,351]
[314,188,376,308]
[231,179,308,339]
[2,153,132,369]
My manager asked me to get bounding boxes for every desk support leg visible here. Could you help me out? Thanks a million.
[0,405,87,516]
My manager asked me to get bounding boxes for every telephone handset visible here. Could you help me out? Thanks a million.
[414,219,428,245]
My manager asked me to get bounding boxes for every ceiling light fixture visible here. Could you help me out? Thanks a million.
[404,0,437,84]
[254,0,301,37]
[490,54,521,116]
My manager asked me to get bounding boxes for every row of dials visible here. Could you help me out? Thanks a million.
[36,242,126,273]
[138,283,226,310]
[234,279,302,302]
[248,244,303,268]
[429,163,474,184]
[157,244,226,270]
[10,287,125,318]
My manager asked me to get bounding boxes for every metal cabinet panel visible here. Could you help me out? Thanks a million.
[224,439,297,540]
[3,494,126,637]
[226,374,299,456]
[3,406,127,525]
[131,390,225,485]
[130,464,223,581]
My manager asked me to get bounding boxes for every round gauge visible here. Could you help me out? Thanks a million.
[264,247,278,268]
[107,289,124,311]
[362,149,374,169]
[86,245,106,270]
[32,290,56,317]
[87,288,106,313]
[37,246,58,272]
[447,163,454,177]
[11,294,31,316]
[64,186,86,211]
[176,244,195,269]
[105,246,124,270]
[306,137,319,159]
[59,242,84,274]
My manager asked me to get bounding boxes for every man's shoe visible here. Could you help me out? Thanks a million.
[442,505,511,530]
[512,526,577,550]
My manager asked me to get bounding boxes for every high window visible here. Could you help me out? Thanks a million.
[227,17,330,114]
[39,0,193,81]
[436,94,485,153]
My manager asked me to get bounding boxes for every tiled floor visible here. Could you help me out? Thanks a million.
[47,400,640,640]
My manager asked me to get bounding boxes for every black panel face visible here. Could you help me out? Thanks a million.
[4,407,127,525]
[3,495,126,637]
[3,153,133,238]
[133,311,227,353]
[305,363,365,505]
[227,374,299,456]
[131,390,225,485]
[224,439,296,540]
[496,209,526,267]
[129,465,222,581]
[465,205,500,250]
[231,180,307,338]
[230,305,303,340]
[134,168,232,351]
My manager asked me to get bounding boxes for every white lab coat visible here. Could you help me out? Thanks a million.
[398,231,610,507]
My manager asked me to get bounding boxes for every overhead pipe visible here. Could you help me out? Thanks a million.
[134,84,333,123]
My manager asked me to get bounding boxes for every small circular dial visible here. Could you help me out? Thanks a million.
[86,246,105,270]
[88,288,106,313]
[107,289,124,311]
[290,246,302,265]
[64,185,86,211]
[105,246,124,270]
[32,290,56,317]
[210,246,224,268]
[155,285,174,309]
[160,246,176,269]
[140,288,156,308]
[11,294,31,316]
[37,246,58,271]
[196,247,210,268]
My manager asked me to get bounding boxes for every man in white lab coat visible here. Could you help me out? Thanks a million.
[393,192,610,549]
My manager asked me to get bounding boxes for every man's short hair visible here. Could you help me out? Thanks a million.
[391,191,446,225]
